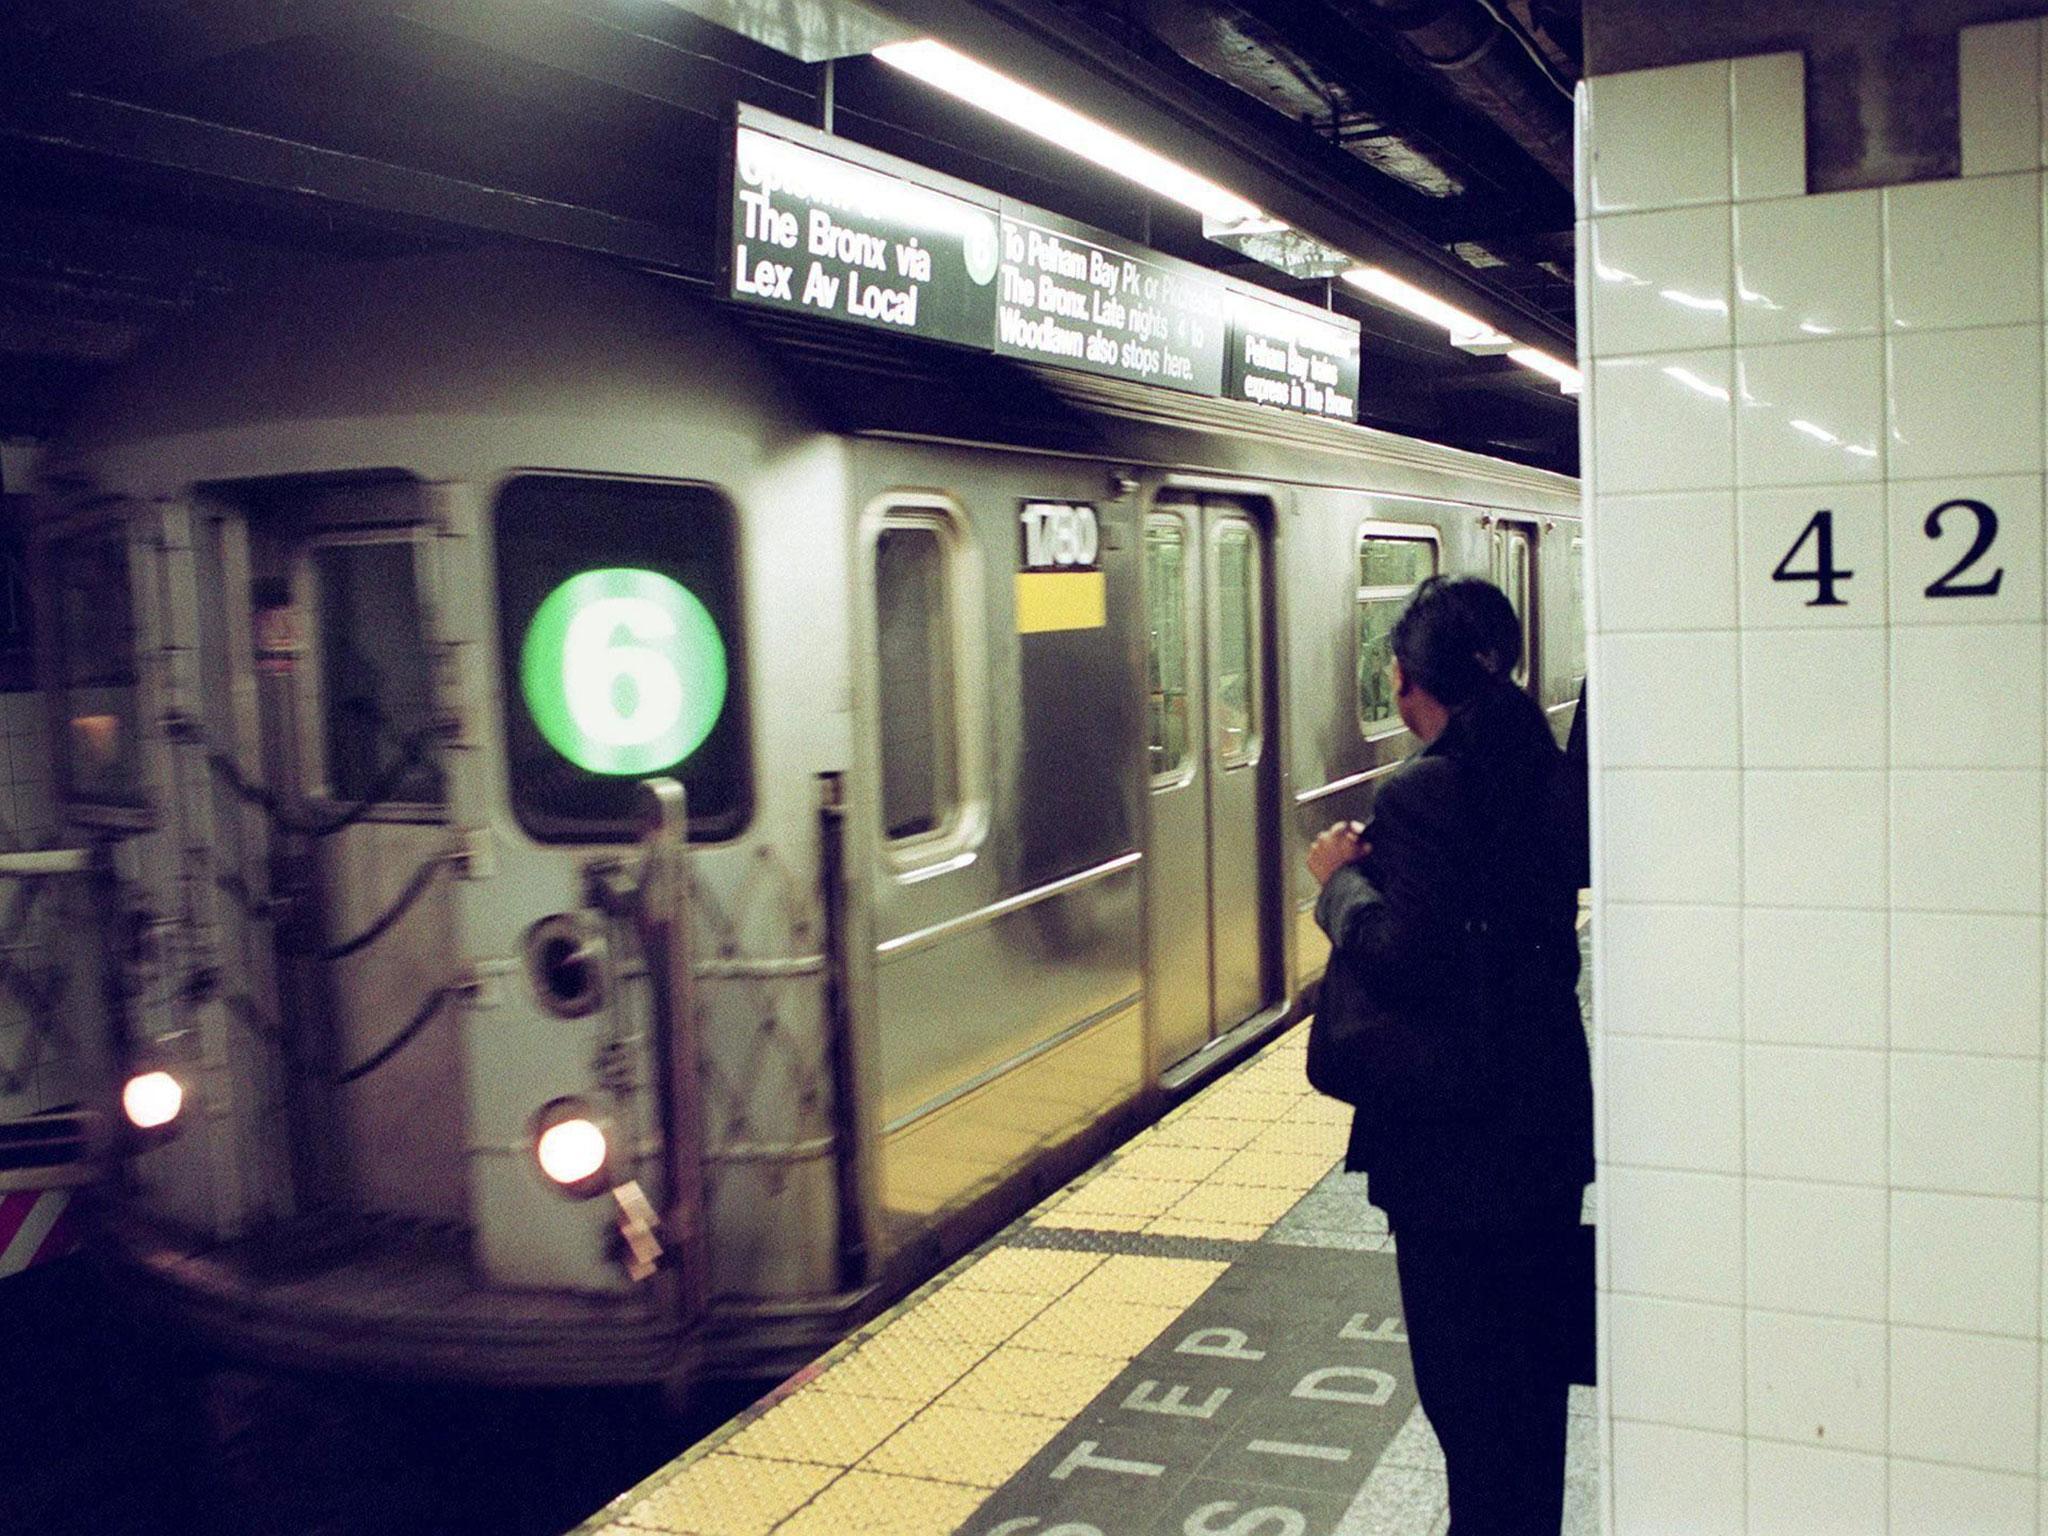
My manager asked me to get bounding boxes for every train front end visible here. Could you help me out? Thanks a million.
[45,253,854,1387]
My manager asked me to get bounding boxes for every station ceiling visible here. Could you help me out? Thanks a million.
[0,0,1582,473]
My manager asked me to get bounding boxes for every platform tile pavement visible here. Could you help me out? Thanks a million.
[576,1023,1599,1536]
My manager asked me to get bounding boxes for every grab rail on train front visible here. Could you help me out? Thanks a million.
[634,778,710,1324]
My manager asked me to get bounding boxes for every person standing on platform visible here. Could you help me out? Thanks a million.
[1305,576,1593,1536]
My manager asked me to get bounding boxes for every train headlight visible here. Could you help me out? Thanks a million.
[531,1098,611,1199]
[122,1070,185,1132]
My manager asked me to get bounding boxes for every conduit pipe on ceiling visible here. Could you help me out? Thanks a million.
[1341,0,1574,186]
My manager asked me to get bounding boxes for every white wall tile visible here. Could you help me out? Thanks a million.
[1606,1166,1743,1304]
[1889,1460,2036,1536]
[1892,625,2045,768]
[1888,325,2045,482]
[2031,1351,2048,1499]
[1744,906,1886,1047]
[1611,1422,1744,1536]
[1739,484,1885,629]
[1961,19,2044,178]
[1891,770,2045,915]
[1590,205,1733,356]
[1746,1044,1888,1185]
[1891,912,2044,1056]
[1887,173,2043,330]
[1574,210,1593,363]
[1745,770,1887,908]
[1893,1052,2042,1198]
[1609,1294,1745,1431]
[1890,1327,2039,1474]
[1607,1035,1743,1173]
[1747,1310,1888,1452]
[1741,628,1887,768]
[1588,60,1733,214]
[1574,82,1591,213]
[1747,1178,1889,1321]
[1736,337,1884,486]
[1596,491,1738,632]
[1735,190,1882,345]
[1891,1191,2039,1336]
[1602,769,1742,905]
[1888,475,2043,627]
[1603,903,1741,1038]
[1748,1441,1886,1536]
[1594,352,1737,493]
[1598,632,1740,767]
[1731,51,1806,202]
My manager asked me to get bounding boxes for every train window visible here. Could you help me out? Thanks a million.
[1491,523,1536,688]
[875,514,959,843]
[1568,534,1587,683]
[1212,521,1261,769]
[310,539,445,806]
[1356,527,1438,735]
[495,474,749,843]
[1144,518,1191,783]
[55,527,144,805]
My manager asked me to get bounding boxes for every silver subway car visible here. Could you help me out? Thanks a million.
[43,250,1581,1389]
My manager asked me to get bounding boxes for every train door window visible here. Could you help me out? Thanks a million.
[1211,520,1262,768]
[495,474,749,842]
[1490,522,1536,687]
[1144,516,1192,784]
[54,525,144,805]
[309,538,445,807]
[1356,526,1439,735]
[1568,534,1587,684]
[875,510,961,844]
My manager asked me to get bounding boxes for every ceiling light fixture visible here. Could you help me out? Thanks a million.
[872,38,1264,224]
[1508,346,1583,394]
[1343,266,1509,349]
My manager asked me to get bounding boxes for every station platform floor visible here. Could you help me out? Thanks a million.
[575,1022,1599,1536]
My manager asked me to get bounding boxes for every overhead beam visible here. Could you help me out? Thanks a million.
[125,0,407,85]
[393,0,816,123]
[0,1,407,96]
[0,91,705,274]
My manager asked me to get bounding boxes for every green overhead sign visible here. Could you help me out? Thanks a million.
[727,108,1361,420]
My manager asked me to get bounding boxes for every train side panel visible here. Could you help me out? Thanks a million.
[842,438,1146,1242]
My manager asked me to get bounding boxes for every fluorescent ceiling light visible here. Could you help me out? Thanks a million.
[1343,266,1510,349]
[874,38,1263,224]
[1508,346,1583,394]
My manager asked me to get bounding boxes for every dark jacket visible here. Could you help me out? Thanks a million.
[1313,680,1593,1230]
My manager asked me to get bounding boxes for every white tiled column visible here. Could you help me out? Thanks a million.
[1583,23,2048,1534]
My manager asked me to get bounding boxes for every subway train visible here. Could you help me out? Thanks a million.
[39,248,1582,1390]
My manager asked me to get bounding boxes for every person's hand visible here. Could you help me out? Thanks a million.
[1307,821,1370,887]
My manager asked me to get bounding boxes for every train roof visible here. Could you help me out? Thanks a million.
[55,247,1576,510]
[748,312,1578,506]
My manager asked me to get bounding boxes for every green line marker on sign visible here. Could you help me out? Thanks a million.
[521,568,728,776]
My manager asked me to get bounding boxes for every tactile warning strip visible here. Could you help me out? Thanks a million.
[578,1023,1345,1536]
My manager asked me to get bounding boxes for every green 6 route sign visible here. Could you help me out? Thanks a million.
[520,567,728,776]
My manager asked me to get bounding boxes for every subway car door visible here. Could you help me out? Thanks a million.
[1144,495,1275,1073]
[191,476,466,1228]
[1489,517,1539,689]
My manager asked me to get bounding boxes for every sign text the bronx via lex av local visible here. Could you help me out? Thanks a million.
[727,108,1362,422]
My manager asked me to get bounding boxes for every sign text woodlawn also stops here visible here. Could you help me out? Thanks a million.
[726,106,1361,423]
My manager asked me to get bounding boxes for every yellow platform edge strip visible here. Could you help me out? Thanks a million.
[1015,571,1106,633]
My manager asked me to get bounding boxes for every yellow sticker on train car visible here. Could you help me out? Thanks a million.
[1017,500,1106,632]
[1015,571,1107,632]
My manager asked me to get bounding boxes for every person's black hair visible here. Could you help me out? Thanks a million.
[1390,575,1521,708]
